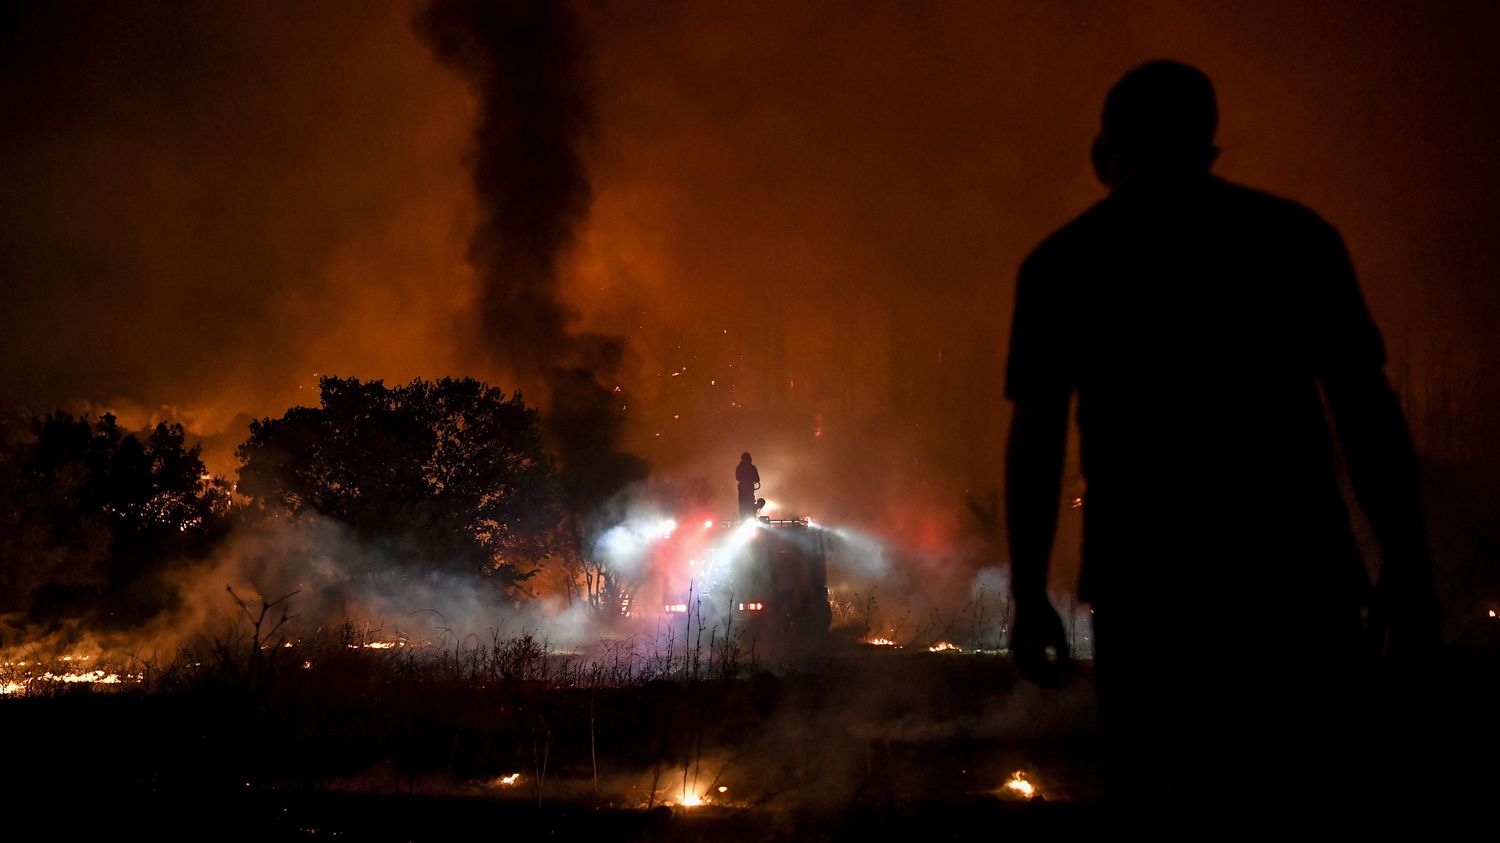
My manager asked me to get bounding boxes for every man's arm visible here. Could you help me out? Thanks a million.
[1321,363,1442,660]
[1006,389,1072,684]
[1302,219,1441,663]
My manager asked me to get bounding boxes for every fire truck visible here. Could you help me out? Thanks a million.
[655,513,833,646]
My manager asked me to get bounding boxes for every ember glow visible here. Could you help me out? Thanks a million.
[928,641,960,653]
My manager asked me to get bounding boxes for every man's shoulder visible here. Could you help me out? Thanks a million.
[1020,199,1114,276]
[1212,177,1356,250]
[1213,178,1335,232]
[1022,178,1342,271]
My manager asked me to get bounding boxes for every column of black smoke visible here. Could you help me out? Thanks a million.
[419,0,646,519]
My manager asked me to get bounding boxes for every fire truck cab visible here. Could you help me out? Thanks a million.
[730,516,831,641]
[665,515,832,647]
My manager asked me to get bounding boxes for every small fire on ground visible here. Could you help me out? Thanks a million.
[1001,771,1037,800]
[346,641,405,650]
[672,784,727,808]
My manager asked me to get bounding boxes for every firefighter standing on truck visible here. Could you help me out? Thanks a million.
[736,452,760,521]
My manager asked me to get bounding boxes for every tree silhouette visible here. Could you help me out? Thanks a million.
[0,413,230,624]
[236,377,563,590]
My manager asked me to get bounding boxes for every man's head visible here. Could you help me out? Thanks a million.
[740,452,752,462]
[1092,61,1219,189]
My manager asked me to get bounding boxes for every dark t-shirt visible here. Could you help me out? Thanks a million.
[736,462,759,488]
[1006,176,1383,607]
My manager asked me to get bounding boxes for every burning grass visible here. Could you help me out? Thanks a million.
[0,597,767,699]
[0,649,143,697]
[0,592,1114,841]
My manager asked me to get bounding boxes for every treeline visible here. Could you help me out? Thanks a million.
[0,377,572,630]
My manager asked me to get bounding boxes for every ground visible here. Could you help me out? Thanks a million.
[5,631,1496,840]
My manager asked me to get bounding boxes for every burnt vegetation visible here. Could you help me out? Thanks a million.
[5,608,1099,841]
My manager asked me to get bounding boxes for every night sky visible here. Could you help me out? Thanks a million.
[4,1,1499,596]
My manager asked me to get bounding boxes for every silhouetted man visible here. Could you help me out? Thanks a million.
[1005,61,1440,828]
[736,452,760,520]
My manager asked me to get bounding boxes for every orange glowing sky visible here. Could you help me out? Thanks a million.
[4,0,1498,576]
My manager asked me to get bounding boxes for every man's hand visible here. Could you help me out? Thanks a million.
[1005,392,1072,687]
[1013,595,1071,687]
[1368,573,1443,681]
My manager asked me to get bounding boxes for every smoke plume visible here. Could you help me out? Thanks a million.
[418,0,647,514]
